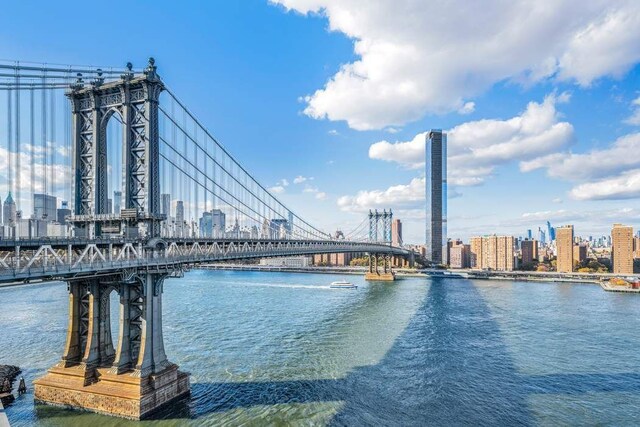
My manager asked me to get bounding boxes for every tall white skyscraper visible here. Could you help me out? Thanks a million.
[425,130,447,264]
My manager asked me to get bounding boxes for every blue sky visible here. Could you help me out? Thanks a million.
[1,0,640,243]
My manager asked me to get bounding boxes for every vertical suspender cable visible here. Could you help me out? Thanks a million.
[30,87,35,212]
[50,85,55,200]
[41,71,47,201]
[65,69,71,205]
[7,84,12,203]
[15,63,21,215]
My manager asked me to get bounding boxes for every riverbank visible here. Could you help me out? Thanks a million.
[201,263,640,285]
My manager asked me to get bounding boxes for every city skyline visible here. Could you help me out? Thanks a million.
[1,2,640,244]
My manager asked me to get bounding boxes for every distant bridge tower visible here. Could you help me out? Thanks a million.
[368,209,393,244]
[68,59,164,239]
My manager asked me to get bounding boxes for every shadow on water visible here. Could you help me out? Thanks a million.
[32,278,640,426]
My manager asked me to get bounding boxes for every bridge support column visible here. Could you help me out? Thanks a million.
[34,272,190,419]
[365,252,396,281]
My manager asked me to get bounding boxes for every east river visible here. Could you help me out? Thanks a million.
[2,270,640,426]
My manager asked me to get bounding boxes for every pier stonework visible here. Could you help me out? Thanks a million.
[365,253,396,281]
[34,59,190,419]
[34,273,190,419]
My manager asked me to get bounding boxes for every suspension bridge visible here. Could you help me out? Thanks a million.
[0,58,414,419]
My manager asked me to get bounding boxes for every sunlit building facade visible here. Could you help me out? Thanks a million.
[425,130,447,264]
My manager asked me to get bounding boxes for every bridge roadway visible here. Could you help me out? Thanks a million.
[0,237,410,284]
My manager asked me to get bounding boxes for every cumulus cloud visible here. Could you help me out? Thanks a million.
[294,175,313,184]
[458,102,475,115]
[272,0,640,130]
[269,185,286,194]
[624,96,640,125]
[315,191,327,200]
[369,93,574,186]
[569,169,640,200]
[337,177,425,212]
[521,132,640,181]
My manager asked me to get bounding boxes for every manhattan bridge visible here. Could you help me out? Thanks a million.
[0,58,414,419]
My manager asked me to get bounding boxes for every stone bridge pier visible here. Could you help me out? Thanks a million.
[364,253,396,281]
[34,271,190,419]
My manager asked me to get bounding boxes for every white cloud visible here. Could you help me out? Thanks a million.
[315,191,327,200]
[520,132,640,181]
[294,175,313,184]
[303,186,318,193]
[269,185,286,194]
[384,127,401,134]
[278,179,290,187]
[328,129,339,136]
[624,96,640,125]
[369,94,574,186]
[337,177,424,212]
[569,169,640,200]
[458,102,475,115]
[272,0,640,130]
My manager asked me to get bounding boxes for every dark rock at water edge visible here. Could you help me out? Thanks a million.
[0,364,21,406]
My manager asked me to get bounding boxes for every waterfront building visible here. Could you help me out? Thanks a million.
[260,256,312,268]
[470,235,514,271]
[113,190,122,215]
[612,223,634,274]
[3,192,16,226]
[449,244,470,269]
[33,193,56,221]
[391,218,403,247]
[425,129,447,264]
[634,236,640,259]
[521,239,538,266]
[573,244,587,264]
[556,225,574,273]
[470,236,483,269]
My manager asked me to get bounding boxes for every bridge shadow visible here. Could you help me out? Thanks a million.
[142,278,640,425]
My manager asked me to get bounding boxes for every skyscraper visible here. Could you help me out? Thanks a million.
[391,218,402,247]
[2,192,15,226]
[556,225,574,273]
[160,193,171,218]
[175,201,184,223]
[546,221,556,242]
[425,129,447,264]
[113,190,122,215]
[612,223,633,274]
[211,209,226,237]
[33,193,57,221]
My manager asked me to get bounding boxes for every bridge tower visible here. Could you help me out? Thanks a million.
[34,59,190,420]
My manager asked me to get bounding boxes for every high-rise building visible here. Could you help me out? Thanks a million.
[449,244,470,269]
[470,235,514,271]
[33,193,57,221]
[3,192,16,227]
[537,227,546,246]
[547,221,556,242]
[113,190,122,215]
[527,229,532,240]
[107,198,113,215]
[612,224,633,274]
[425,129,447,264]
[175,201,184,223]
[634,236,640,259]
[391,219,402,247]
[269,219,289,239]
[521,239,538,266]
[573,244,587,264]
[470,236,483,269]
[57,201,72,225]
[211,209,226,237]
[199,211,213,237]
[556,225,574,273]
[160,193,170,218]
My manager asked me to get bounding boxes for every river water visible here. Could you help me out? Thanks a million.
[1,270,640,426]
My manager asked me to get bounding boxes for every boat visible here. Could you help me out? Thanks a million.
[330,280,357,289]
